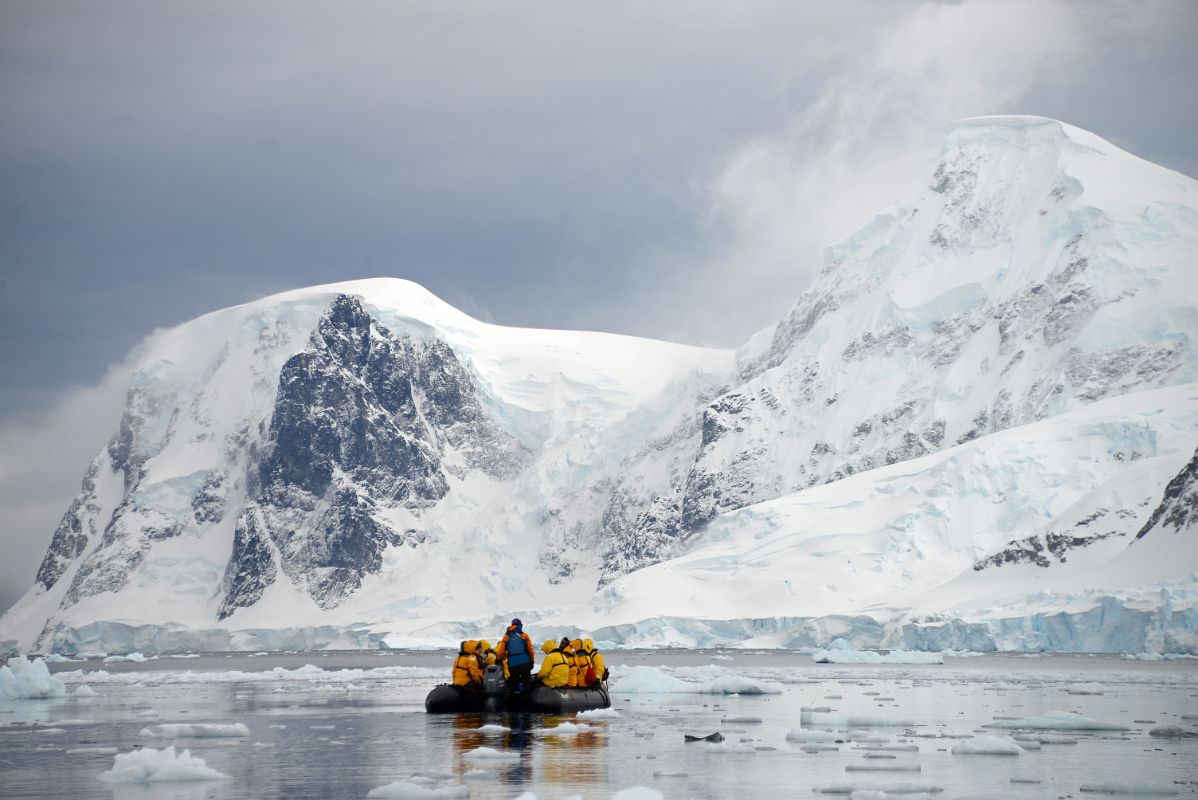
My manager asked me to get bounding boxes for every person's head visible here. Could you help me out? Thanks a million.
[511,618,522,628]
[464,640,477,653]
[542,640,556,654]
[478,639,491,651]
[559,637,571,651]
[571,638,583,651]
[583,638,594,650]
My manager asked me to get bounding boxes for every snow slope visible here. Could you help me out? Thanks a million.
[2,116,1196,655]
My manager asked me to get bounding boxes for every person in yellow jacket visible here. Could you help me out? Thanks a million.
[570,638,592,687]
[452,640,484,687]
[477,639,497,666]
[537,640,570,688]
[582,638,607,683]
[557,637,581,687]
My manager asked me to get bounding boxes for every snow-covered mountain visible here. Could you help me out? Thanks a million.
[4,116,1197,655]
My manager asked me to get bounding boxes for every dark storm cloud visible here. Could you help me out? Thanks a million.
[0,0,1195,611]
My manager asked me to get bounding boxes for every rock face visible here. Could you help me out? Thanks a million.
[219,294,526,617]
[1136,446,1198,540]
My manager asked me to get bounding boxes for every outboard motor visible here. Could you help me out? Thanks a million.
[481,664,505,712]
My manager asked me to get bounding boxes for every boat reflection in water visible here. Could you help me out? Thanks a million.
[442,712,609,789]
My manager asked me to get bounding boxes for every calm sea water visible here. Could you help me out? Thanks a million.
[1,650,1196,799]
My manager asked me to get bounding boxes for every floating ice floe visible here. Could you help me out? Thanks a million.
[786,729,847,743]
[476,723,511,733]
[705,741,757,754]
[846,765,922,772]
[139,723,250,739]
[540,722,594,736]
[51,663,440,688]
[0,656,67,700]
[611,666,779,695]
[67,747,119,755]
[366,781,469,798]
[1148,725,1198,738]
[983,711,1129,731]
[811,640,944,665]
[461,746,520,762]
[1066,682,1107,695]
[72,685,97,697]
[801,711,914,728]
[1012,732,1078,744]
[814,782,944,794]
[576,707,620,720]
[612,789,665,800]
[103,653,148,663]
[1079,782,1180,795]
[98,746,230,782]
[951,735,1022,755]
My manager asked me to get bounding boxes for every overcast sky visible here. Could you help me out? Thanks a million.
[1,0,1196,612]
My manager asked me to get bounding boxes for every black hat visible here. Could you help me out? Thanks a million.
[511,618,522,627]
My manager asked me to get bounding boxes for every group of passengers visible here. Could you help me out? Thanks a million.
[452,618,608,693]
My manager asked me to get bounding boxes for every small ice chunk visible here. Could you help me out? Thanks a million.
[802,711,913,728]
[98,746,230,782]
[612,789,665,800]
[1079,782,1180,795]
[103,653,147,663]
[611,666,779,695]
[952,736,1022,755]
[845,765,922,772]
[815,782,944,794]
[67,747,119,755]
[705,741,757,754]
[0,656,67,700]
[72,685,97,698]
[801,744,841,753]
[856,745,919,752]
[802,706,833,713]
[1067,682,1107,695]
[461,746,520,762]
[786,729,846,743]
[476,724,511,733]
[367,781,470,798]
[812,647,943,665]
[721,716,762,723]
[139,723,250,739]
[576,707,619,720]
[1148,725,1198,738]
[984,711,1129,731]
[540,722,593,736]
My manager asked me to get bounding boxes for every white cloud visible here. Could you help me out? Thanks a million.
[0,345,148,612]
[628,0,1093,346]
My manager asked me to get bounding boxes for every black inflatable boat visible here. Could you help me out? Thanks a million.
[425,665,610,713]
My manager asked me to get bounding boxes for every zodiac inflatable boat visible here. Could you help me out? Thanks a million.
[425,665,611,713]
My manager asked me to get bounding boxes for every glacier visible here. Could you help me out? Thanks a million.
[2,115,1197,656]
